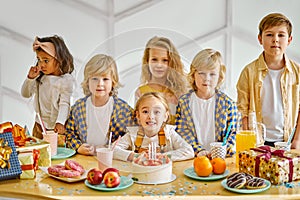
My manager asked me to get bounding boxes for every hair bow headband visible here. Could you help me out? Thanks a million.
[32,37,57,59]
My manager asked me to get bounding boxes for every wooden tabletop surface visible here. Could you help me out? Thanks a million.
[0,151,299,200]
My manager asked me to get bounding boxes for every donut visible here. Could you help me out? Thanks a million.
[226,172,247,189]
[241,172,253,182]
[246,177,266,189]
[65,160,85,174]
[48,165,66,176]
[58,169,81,178]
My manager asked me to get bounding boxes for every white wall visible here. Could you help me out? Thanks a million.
[0,0,299,132]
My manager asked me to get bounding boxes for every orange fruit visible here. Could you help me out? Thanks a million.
[210,157,226,174]
[193,156,213,177]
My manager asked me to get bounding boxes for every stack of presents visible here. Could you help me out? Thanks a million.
[239,145,300,184]
[0,122,51,180]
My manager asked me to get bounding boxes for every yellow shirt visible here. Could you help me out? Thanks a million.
[236,53,300,141]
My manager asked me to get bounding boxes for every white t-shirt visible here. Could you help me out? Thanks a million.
[190,92,216,150]
[86,96,113,147]
[261,68,284,142]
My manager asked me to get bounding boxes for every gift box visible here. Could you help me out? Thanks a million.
[18,149,39,179]
[16,139,51,167]
[0,132,22,180]
[238,145,300,184]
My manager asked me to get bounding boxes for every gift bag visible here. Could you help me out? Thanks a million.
[0,132,22,180]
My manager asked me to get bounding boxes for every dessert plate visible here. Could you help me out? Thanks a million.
[40,165,87,183]
[134,174,176,185]
[85,176,133,191]
[221,178,271,194]
[184,167,229,181]
[51,147,76,160]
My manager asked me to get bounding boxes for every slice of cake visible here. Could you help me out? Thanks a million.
[131,152,172,184]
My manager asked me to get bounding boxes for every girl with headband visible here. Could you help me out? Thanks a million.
[21,35,75,139]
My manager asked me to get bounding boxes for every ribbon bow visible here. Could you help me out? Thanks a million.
[32,37,56,59]
[250,145,294,182]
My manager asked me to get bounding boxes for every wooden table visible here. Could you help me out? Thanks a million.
[0,153,299,200]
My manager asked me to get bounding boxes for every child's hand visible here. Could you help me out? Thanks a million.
[78,143,95,156]
[54,123,65,134]
[27,65,41,79]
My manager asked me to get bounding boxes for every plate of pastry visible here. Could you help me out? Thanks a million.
[184,167,229,181]
[40,160,87,183]
[221,172,271,194]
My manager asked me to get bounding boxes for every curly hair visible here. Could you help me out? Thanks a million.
[188,49,226,91]
[140,36,188,97]
[81,54,121,96]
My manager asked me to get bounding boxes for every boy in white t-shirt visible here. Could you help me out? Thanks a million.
[236,13,300,149]
[65,54,136,155]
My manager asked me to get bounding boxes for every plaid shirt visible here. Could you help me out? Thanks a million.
[175,90,238,157]
[66,95,136,151]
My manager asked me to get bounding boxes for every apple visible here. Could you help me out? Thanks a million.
[86,168,103,185]
[102,167,120,178]
[103,171,121,188]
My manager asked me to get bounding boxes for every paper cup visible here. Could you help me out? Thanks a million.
[274,142,291,151]
[210,142,226,159]
[43,131,58,156]
[96,148,113,171]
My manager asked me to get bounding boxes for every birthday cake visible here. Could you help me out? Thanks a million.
[131,151,172,183]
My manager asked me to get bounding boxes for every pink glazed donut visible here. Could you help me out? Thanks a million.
[48,165,66,176]
[65,159,85,175]
[58,169,81,178]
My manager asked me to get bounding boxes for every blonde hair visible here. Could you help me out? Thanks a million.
[188,49,226,91]
[81,54,121,96]
[134,92,170,123]
[140,36,188,97]
[259,13,292,36]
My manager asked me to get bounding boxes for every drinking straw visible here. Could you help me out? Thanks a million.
[287,127,296,145]
[111,135,121,151]
[222,122,233,146]
[36,112,47,135]
[108,132,112,149]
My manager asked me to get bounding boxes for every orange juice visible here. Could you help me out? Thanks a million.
[236,130,256,167]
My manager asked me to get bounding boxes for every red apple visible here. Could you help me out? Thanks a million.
[102,167,120,178]
[87,168,103,185]
[103,171,121,188]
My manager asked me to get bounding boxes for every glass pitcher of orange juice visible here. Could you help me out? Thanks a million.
[236,112,266,167]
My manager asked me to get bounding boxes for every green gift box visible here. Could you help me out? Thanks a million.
[16,137,51,167]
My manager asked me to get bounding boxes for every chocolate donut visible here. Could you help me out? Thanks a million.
[241,172,253,182]
[227,172,247,189]
[246,177,266,189]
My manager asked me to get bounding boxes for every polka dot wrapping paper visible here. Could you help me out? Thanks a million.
[238,146,300,185]
[0,132,22,180]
